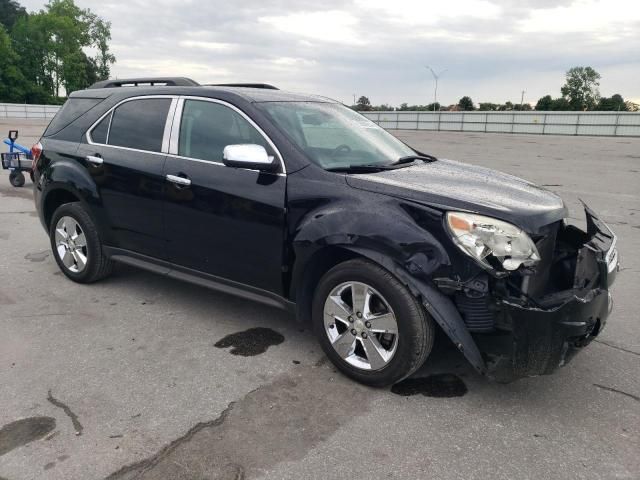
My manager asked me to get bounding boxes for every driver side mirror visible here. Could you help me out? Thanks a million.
[222,144,278,172]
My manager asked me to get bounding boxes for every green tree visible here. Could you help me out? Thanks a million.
[0,0,26,30]
[561,66,601,110]
[478,102,500,111]
[91,17,115,80]
[0,24,28,102]
[355,96,372,111]
[550,97,571,110]
[625,101,639,112]
[9,0,115,101]
[458,96,474,111]
[535,95,553,110]
[597,94,627,111]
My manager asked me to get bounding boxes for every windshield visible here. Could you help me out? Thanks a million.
[257,102,415,169]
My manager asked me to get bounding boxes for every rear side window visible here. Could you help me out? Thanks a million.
[90,112,111,144]
[108,98,171,152]
[44,98,103,136]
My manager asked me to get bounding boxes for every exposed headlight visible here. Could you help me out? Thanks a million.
[446,212,540,271]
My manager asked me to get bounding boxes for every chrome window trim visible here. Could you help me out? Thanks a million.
[169,95,286,174]
[86,95,179,153]
[162,99,179,153]
[168,98,184,155]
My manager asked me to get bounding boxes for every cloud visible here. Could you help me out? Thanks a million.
[16,0,640,105]
[259,10,365,45]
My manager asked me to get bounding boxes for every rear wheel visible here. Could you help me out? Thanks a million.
[49,202,113,283]
[312,259,434,387]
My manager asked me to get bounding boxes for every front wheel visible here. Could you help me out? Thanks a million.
[49,202,113,283]
[312,259,434,387]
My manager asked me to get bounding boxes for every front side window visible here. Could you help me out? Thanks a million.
[108,98,172,153]
[178,100,269,162]
[257,102,415,169]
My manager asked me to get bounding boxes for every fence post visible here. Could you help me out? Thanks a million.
[575,113,580,135]
[542,113,547,135]
[614,112,620,136]
[437,111,441,131]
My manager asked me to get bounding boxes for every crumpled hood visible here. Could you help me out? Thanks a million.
[346,158,567,233]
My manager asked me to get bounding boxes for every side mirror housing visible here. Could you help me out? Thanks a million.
[222,144,278,172]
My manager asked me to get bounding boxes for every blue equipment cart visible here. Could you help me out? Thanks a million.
[1,130,33,187]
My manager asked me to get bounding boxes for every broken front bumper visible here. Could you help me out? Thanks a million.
[476,205,619,382]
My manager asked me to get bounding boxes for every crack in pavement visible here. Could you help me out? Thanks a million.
[105,364,372,480]
[594,339,640,357]
[47,390,83,436]
[593,384,640,403]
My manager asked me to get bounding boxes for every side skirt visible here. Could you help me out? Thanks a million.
[103,247,297,314]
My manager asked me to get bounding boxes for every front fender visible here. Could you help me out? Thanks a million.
[289,200,487,375]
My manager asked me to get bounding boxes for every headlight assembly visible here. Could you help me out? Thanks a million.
[446,212,540,272]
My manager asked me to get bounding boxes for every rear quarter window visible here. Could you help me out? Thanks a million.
[44,98,104,137]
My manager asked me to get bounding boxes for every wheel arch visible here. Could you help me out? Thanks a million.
[42,186,83,230]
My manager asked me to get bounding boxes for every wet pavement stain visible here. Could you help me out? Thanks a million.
[47,390,83,435]
[0,416,56,456]
[24,250,49,262]
[214,327,284,356]
[391,373,468,398]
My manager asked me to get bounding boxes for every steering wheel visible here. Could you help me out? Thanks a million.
[331,144,352,157]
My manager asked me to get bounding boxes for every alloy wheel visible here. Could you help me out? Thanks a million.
[54,216,88,273]
[323,281,399,371]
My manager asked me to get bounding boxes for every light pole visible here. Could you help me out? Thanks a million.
[425,66,447,111]
[520,90,526,109]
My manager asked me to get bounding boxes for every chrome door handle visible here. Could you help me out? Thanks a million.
[166,174,191,186]
[86,155,103,165]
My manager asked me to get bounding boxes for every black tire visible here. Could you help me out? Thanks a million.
[312,258,434,387]
[49,202,113,283]
[9,171,25,187]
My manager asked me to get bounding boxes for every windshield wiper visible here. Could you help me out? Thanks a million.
[392,153,438,165]
[325,164,397,173]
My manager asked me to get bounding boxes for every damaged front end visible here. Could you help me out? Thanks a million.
[444,204,619,382]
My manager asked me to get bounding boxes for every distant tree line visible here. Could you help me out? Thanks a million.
[0,0,115,104]
[353,67,638,112]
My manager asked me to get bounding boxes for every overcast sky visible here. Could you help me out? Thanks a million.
[20,0,640,105]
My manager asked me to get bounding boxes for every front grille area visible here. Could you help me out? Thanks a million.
[455,293,495,332]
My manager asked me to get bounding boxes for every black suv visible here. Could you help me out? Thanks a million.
[32,77,619,386]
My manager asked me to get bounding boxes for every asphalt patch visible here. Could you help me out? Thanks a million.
[391,373,468,398]
[214,327,284,356]
[0,416,56,456]
[105,365,371,479]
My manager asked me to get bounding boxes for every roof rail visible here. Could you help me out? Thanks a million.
[208,83,279,90]
[89,77,200,89]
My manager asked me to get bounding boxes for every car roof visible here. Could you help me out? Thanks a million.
[70,85,337,104]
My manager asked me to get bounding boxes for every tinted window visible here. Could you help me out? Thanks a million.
[108,98,171,152]
[90,112,111,144]
[178,100,268,162]
[44,98,103,136]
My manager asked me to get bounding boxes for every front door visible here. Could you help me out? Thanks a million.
[163,98,287,294]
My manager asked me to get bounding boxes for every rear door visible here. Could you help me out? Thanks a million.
[77,96,175,259]
[163,97,287,294]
